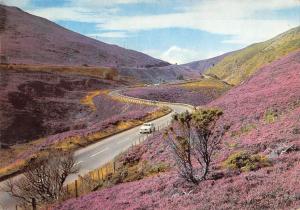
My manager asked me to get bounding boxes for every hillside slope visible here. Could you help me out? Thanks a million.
[181,52,232,74]
[0,5,169,68]
[118,64,200,83]
[123,52,235,83]
[56,50,300,210]
[206,26,300,85]
[124,77,231,106]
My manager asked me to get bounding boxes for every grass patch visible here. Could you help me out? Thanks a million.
[80,90,101,111]
[0,64,118,79]
[224,141,238,148]
[180,77,230,90]
[107,161,170,185]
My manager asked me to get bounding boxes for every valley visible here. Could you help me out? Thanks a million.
[0,2,299,210]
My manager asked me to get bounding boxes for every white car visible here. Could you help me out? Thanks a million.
[139,122,155,134]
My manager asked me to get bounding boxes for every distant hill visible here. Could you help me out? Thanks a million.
[181,52,232,74]
[205,26,300,85]
[129,53,234,83]
[0,5,169,68]
[119,64,200,83]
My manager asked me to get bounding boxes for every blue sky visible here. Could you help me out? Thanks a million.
[2,0,300,64]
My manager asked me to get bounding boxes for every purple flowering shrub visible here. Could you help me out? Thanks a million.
[55,157,300,210]
[124,79,230,106]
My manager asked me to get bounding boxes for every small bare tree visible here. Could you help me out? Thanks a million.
[2,150,78,206]
[165,109,225,184]
[165,111,198,183]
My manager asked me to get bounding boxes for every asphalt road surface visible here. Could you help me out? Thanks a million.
[0,90,193,210]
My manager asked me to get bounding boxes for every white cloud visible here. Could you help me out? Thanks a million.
[99,15,298,44]
[88,31,128,38]
[97,0,299,44]
[187,0,300,19]
[13,0,299,45]
[28,7,112,23]
[1,0,31,7]
[162,46,199,64]
[145,46,224,64]
[27,0,161,23]
[74,0,158,7]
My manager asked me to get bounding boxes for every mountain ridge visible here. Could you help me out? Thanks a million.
[205,26,300,85]
[0,5,169,68]
[181,52,233,74]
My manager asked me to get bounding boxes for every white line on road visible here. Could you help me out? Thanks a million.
[116,137,135,144]
[88,148,109,158]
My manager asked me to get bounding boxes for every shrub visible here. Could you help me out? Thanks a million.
[264,109,279,123]
[3,150,78,206]
[165,109,225,184]
[292,127,300,135]
[224,151,270,172]
[120,145,146,166]
[147,162,170,175]
[177,74,184,80]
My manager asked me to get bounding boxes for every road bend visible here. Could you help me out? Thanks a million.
[0,90,193,210]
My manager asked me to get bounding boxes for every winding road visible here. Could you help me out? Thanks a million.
[0,89,194,210]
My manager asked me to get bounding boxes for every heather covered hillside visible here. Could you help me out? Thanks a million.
[206,26,300,85]
[0,5,169,68]
[125,77,231,106]
[56,51,300,210]
[0,65,169,178]
[209,50,300,145]
[0,66,117,146]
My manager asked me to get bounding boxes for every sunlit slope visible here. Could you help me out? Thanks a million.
[206,26,300,85]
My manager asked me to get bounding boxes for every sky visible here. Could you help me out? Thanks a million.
[1,0,300,64]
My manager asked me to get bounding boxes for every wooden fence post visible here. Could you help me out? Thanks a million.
[75,180,78,198]
[32,198,37,210]
[66,184,69,195]
[90,172,93,180]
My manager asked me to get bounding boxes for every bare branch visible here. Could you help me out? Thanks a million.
[2,150,79,207]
